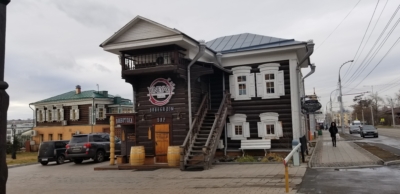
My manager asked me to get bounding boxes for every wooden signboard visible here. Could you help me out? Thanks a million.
[115,115,135,125]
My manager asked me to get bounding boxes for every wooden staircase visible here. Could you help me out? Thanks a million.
[180,91,231,170]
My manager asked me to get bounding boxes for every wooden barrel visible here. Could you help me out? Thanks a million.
[130,146,145,166]
[167,146,180,167]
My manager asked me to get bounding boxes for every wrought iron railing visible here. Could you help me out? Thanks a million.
[123,51,185,70]
[180,93,209,170]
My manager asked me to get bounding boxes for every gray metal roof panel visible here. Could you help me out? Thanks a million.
[206,33,305,53]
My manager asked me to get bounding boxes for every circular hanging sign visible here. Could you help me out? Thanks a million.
[147,78,175,106]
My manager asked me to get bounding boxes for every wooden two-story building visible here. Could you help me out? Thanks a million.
[101,16,315,170]
[30,86,133,147]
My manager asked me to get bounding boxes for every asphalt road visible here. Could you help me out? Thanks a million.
[351,127,400,150]
[297,166,400,194]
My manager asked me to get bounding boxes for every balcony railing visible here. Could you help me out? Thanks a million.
[122,51,186,70]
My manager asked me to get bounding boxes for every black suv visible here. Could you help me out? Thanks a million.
[66,133,121,164]
[38,140,70,165]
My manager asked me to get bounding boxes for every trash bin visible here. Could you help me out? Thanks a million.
[318,130,322,136]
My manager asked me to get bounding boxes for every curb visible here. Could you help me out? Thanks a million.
[308,138,320,168]
[215,162,283,165]
[311,165,383,169]
[384,160,400,166]
[8,162,38,169]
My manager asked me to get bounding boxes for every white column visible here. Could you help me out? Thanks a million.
[289,59,301,140]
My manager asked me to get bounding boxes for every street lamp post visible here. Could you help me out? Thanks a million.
[389,97,396,126]
[11,122,16,159]
[338,60,354,133]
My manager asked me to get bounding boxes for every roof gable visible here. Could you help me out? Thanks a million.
[32,90,129,104]
[206,33,304,54]
[101,16,181,46]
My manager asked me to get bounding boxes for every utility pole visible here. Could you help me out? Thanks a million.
[362,108,365,125]
[370,105,374,126]
[390,98,395,126]
[339,60,354,133]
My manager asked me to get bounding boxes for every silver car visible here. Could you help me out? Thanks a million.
[349,125,360,134]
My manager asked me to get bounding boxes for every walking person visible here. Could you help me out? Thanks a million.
[329,122,338,147]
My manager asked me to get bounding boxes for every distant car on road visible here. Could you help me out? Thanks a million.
[349,125,361,134]
[38,140,70,165]
[66,133,121,164]
[360,125,378,138]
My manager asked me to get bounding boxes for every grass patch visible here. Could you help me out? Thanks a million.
[261,153,284,162]
[236,155,257,163]
[6,152,38,166]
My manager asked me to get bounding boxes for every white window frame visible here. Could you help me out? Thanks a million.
[257,112,283,139]
[70,105,79,121]
[96,105,106,120]
[227,114,250,140]
[229,66,255,101]
[256,63,285,99]
[36,108,45,123]
[55,105,64,122]
[45,106,55,122]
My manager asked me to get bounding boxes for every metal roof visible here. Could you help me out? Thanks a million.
[32,90,131,104]
[206,33,305,54]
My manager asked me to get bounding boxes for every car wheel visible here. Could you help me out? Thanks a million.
[375,135,379,138]
[73,159,83,164]
[94,150,105,163]
[40,161,48,166]
[56,155,65,165]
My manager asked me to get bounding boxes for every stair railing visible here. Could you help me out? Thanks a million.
[203,91,231,169]
[180,92,209,170]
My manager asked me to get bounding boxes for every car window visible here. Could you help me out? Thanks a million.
[70,135,88,143]
[101,134,110,142]
[40,142,54,150]
[115,137,120,142]
[55,142,65,149]
[363,126,375,130]
[93,135,103,142]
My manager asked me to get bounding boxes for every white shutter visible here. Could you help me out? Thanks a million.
[36,110,40,122]
[277,71,285,96]
[229,75,236,99]
[257,122,264,138]
[244,122,250,138]
[52,109,56,121]
[102,107,107,119]
[41,110,45,122]
[89,107,93,124]
[45,110,49,121]
[54,109,58,121]
[256,73,263,97]
[75,109,80,120]
[277,121,283,138]
[249,73,255,97]
[227,123,232,137]
[60,108,64,121]
[70,109,73,120]
[95,107,99,119]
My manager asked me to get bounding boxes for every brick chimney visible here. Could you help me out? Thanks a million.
[76,85,81,94]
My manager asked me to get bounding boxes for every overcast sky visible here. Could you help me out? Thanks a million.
[5,0,400,119]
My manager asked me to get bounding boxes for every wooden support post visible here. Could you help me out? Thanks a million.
[110,115,115,165]
[285,164,289,193]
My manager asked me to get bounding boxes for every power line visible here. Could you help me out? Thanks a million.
[342,0,380,80]
[344,4,400,85]
[343,0,388,80]
[346,16,400,86]
[316,0,361,50]
[345,36,400,92]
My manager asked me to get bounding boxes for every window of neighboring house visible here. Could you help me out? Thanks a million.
[229,66,255,101]
[46,108,54,122]
[110,108,118,114]
[70,106,79,121]
[256,63,285,99]
[122,108,133,113]
[227,114,250,140]
[58,134,62,140]
[257,112,283,139]
[48,134,53,141]
[54,106,64,121]
[96,105,106,120]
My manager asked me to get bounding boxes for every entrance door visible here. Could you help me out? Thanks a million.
[155,124,170,163]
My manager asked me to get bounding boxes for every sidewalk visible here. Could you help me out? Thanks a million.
[310,131,382,168]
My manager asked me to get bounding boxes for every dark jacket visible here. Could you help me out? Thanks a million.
[329,126,338,137]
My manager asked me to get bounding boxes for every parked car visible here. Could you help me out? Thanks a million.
[349,125,361,134]
[38,140,70,165]
[66,133,121,164]
[360,125,378,138]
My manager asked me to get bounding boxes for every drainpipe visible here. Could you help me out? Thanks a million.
[29,104,35,127]
[297,40,314,69]
[302,63,316,82]
[188,40,206,128]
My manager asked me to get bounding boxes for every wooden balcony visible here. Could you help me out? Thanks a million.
[122,51,186,71]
